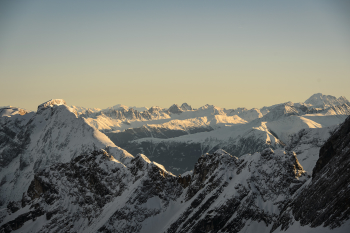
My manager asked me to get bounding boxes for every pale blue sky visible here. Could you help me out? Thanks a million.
[1,0,349,110]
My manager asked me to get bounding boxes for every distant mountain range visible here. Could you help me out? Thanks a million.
[68,93,350,174]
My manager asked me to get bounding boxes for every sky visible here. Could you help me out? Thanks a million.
[1,0,350,111]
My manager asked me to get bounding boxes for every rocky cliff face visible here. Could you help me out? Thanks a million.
[272,115,350,232]
[313,116,350,177]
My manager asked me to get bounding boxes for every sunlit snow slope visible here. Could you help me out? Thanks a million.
[0,99,133,205]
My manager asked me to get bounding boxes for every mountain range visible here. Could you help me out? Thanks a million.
[0,93,349,232]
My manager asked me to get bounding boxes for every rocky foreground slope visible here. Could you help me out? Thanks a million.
[0,101,349,232]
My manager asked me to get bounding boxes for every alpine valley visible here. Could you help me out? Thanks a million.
[0,93,349,233]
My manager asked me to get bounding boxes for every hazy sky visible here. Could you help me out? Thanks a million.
[1,0,350,111]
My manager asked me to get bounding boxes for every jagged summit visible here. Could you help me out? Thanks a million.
[304,93,349,107]
[197,104,226,115]
[168,104,183,114]
[180,103,193,111]
[168,103,194,113]
[199,104,211,109]
[37,99,67,111]
[338,96,348,102]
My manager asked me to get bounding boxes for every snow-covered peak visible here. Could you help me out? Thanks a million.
[338,96,348,102]
[304,93,349,107]
[148,106,164,112]
[0,106,30,117]
[129,153,175,178]
[198,104,226,115]
[111,104,129,111]
[37,99,67,111]
[137,153,152,164]
[198,104,211,110]
[168,104,183,114]
[130,106,149,112]
[135,153,172,173]
[180,103,193,111]
[284,101,294,106]
[0,98,134,204]
[261,103,300,121]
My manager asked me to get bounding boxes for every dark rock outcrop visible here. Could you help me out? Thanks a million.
[313,116,350,177]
